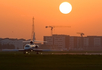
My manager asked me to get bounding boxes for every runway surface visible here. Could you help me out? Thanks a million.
[40,53,102,55]
[1,49,102,55]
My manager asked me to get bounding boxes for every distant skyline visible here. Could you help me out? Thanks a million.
[0,0,102,40]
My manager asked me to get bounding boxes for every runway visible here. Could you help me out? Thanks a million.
[1,49,102,55]
[40,52,102,55]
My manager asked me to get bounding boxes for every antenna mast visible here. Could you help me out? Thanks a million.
[31,17,35,41]
[32,17,34,34]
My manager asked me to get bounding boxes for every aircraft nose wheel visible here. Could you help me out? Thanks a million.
[24,51,29,54]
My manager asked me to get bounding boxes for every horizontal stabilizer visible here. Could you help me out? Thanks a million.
[23,41,31,43]
[34,40,47,43]
[23,40,47,43]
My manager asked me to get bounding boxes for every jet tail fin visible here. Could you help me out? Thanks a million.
[33,32,36,41]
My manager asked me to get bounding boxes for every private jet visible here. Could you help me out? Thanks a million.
[21,33,49,54]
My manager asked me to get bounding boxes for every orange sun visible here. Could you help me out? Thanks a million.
[59,2,72,14]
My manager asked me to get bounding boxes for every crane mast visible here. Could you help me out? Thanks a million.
[77,32,84,48]
[45,26,53,36]
[77,32,84,37]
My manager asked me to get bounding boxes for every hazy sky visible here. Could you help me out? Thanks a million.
[0,0,102,40]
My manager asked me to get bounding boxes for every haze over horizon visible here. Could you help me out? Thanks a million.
[0,0,102,40]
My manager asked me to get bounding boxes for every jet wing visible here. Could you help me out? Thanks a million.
[2,49,28,52]
[2,49,51,52]
[33,49,51,52]
[18,49,25,51]
[23,40,47,43]
[2,49,19,51]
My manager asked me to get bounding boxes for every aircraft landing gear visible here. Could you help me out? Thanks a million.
[24,51,29,54]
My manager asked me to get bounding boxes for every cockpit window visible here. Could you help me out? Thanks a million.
[25,45,30,47]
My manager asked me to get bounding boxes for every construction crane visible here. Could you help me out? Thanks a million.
[77,32,84,37]
[45,26,71,36]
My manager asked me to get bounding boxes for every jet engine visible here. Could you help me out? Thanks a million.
[35,45,39,48]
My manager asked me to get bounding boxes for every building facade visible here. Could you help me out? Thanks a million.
[44,35,102,51]
[44,35,69,50]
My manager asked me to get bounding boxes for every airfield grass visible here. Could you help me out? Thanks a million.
[0,52,102,70]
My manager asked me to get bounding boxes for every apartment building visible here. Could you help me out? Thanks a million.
[44,35,69,50]
[44,35,102,51]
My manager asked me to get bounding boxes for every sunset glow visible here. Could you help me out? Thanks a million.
[0,0,102,40]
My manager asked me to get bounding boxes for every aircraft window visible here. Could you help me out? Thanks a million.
[25,45,30,47]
